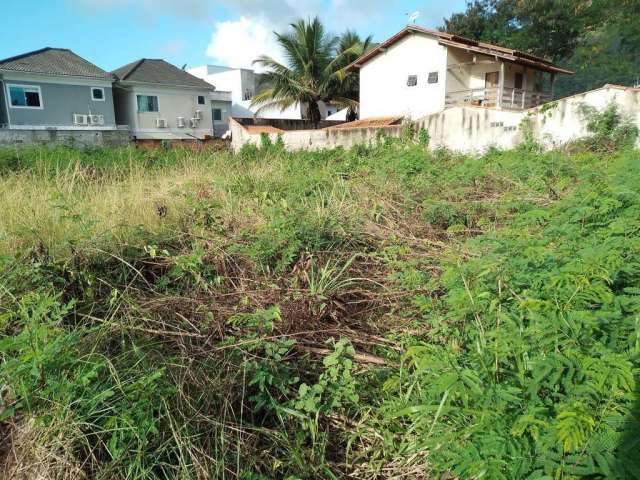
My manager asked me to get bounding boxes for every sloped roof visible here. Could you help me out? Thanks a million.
[347,25,573,75]
[113,59,214,89]
[0,47,113,80]
[325,116,404,130]
[245,125,285,134]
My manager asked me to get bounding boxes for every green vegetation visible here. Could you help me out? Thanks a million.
[1,115,639,478]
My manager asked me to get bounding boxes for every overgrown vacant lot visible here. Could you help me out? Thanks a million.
[1,131,639,479]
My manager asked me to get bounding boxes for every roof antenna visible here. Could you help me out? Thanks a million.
[406,11,420,24]
[181,63,187,70]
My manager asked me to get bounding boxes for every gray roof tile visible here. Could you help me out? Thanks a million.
[0,48,113,80]
[112,59,214,89]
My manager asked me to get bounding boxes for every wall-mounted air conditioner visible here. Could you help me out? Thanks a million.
[194,109,202,120]
[88,114,104,126]
[176,117,185,128]
[189,118,199,128]
[73,114,88,126]
[156,118,168,128]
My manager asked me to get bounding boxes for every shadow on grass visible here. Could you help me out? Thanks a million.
[612,387,640,478]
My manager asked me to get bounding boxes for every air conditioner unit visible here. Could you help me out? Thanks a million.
[73,114,88,126]
[189,118,199,128]
[194,109,202,120]
[88,114,104,126]
[156,118,168,128]
[176,116,185,128]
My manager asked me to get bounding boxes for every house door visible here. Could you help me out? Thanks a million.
[484,71,500,106]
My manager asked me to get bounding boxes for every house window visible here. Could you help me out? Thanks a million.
[407,75,417,87]
[137,94,159,113]
[197,95,206,105]
[514,73,524,90]
[91,87,105,101]
[213,108,222,121]
[243,89,253,101]
[427,71,439,84]
[8,84,42,108]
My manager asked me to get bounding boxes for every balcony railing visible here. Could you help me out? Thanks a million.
[445,87,553,110]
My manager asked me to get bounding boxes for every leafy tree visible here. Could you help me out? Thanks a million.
[251,17,371,127]
[442,0,579,62]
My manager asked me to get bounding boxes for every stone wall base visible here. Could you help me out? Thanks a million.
[0,128,131,148]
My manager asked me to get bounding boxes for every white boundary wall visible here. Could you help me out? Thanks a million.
[231,85,640,153]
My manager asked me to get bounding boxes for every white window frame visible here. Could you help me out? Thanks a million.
[7,83,44,110]
[91,87,105,102]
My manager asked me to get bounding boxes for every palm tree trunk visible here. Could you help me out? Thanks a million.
[308,101,322,129]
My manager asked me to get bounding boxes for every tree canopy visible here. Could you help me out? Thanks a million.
[251,17,371,126]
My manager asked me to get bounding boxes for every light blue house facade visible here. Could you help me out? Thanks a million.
[0,48,117,130]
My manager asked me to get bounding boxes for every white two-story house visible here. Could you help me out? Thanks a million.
[348,25,573,120]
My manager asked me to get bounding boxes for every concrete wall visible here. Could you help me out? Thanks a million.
[231,85,640,154]
[230,117,403,152]
[359,33,448,119]
[114,84,214,140]
[233,117,344,131]
[1,77,116,127]
[532,86,640,149]
[418,85,640,152]
[0,128,130,148]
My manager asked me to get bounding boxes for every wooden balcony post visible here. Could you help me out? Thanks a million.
[522,66,528,109]
[498,61,505,109]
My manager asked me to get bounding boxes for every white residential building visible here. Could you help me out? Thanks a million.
[188,65,339,120]
[348,25,573,120]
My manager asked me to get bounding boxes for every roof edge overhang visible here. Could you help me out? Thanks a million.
[0,67,115,81]
[114,79,215,91]
[346,25,573,75]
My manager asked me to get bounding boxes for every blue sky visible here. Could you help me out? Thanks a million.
[0,0,467,72]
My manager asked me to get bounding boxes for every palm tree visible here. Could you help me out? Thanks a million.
[251,17,371,127]
[332,30,373,121]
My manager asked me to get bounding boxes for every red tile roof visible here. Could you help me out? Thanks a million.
[347,25,573,75]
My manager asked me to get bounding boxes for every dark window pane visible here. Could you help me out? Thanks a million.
[198,95,206,105]
[213,108,222,121]
[9,87,25,106]
[515,73,524,89]
[137,95,158,112]
[92,88,104,100]
[407,75,417,87]
[428,71,438,84]
[25,91,40,107]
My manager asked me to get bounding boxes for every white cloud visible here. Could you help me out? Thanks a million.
[206,17,285,70]
[217,0,323,24]
[204,0,394,70]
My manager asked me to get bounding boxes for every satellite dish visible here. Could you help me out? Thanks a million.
[407,11,420,24]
